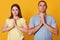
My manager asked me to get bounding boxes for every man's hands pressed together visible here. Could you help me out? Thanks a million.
[40,13,46,24]
[39,13,58,35]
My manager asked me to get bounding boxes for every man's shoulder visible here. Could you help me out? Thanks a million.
[46,14,56,21]
[31,14,53,18]
[30,14,38,19]
[46,14,54,18]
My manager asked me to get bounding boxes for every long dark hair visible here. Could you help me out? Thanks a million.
[9,4,22,19]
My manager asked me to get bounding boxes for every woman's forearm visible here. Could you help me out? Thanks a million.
[2,26,14,32]
[16,25,28,32]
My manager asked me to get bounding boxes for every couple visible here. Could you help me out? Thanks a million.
[2,1,58,40]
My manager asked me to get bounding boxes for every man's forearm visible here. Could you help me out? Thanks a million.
[28,23,42,35]
[44,23,58,35]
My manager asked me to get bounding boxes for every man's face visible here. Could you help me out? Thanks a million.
[38,2,47,13]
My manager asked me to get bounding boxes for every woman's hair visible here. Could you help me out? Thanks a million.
[9,4,22,19]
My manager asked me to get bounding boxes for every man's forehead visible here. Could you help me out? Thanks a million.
[39,2,46,5]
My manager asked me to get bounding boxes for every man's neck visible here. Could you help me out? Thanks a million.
[39,12,46,15]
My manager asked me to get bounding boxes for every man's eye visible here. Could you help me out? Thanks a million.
[44,5,46,6]
[39,5,42,6]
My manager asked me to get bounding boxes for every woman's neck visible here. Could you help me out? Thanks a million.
[13,15,19,20]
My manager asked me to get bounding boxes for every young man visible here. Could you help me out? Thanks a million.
[28,1,58,40]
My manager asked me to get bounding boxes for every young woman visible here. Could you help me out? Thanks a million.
[2,4,28,40]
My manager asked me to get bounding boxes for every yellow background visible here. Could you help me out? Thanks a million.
[0,0,60,40]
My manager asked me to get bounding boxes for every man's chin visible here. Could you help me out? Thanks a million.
[40,10,46,12]
[40,11,45,13]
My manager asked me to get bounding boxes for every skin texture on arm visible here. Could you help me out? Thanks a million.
[2,21,15,32]
[28,21,43,35]
[15,21,28,33]
[44,23,58,35]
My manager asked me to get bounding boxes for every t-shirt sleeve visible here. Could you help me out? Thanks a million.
[51,17,56,27]
[29,17,35,28]
[5,18,9,24]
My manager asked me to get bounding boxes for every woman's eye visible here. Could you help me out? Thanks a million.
[16,9,18,11]
[12,9,14,11]
[39,5,42,6]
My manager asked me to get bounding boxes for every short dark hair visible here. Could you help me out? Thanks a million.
[9,4,22,19]
[38,1,47,8]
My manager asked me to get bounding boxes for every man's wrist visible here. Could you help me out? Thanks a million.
[39,22,43,27]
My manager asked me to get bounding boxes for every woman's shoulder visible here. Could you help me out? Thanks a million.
[4,18,10,23]
[5,18,10,21]
[5,18,13,22]
[19,18,26,23]
[19,18,25,20]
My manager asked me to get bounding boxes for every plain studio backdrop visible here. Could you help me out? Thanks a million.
[0,0,60,40]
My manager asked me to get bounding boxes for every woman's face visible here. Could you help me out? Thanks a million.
[11,6,19,16]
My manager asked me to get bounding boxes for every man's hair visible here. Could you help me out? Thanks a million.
[38,1,47,8]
